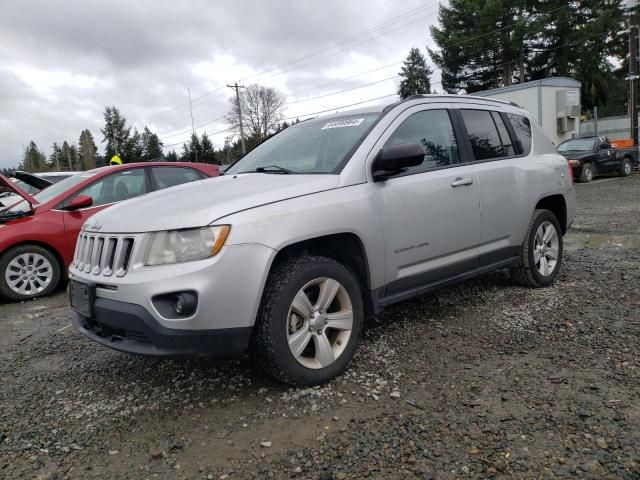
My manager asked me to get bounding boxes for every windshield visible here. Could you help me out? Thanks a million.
[4,172,96,215]
[226,113,381,175]
[557,138,595,153]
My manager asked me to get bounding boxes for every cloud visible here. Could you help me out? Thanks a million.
[0,0,440,168]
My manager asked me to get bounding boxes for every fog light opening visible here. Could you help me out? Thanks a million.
[174,293,197,316]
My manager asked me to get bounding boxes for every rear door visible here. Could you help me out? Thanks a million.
[372,104,482,300]
[456,108,538,267]
[60,168,150,254]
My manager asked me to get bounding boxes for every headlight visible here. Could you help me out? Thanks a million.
[145,225,230,266]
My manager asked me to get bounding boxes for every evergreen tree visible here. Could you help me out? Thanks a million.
[165,150,179,162]
[180,133,202,162]
[101,105,130,161]
[200,132,216,164]
[78,130,98,170]
[428,0,626,110]
[48,142,63,171]
[60,141,79,171]
[527,0,626,110]
[429,0,533,93]
[398,48,433,99]
[22,141,47,173]
[141,126,164,161]
[122,128,144,163]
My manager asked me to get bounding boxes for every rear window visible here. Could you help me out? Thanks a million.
[506,113,532,155]
[460,109,506,160]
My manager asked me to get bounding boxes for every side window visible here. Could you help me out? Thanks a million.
[384,109,460,175]
[151,167,204,191]
[505,113,532,155]
[75,169,147,207]
[460,109,505,160]
[491,112,515,156]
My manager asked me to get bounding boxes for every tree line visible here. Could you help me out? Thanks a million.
[16,1,629,173]
[398,0,631,115]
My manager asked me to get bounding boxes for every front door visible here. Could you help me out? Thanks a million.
[61,168,149,255]
[372,106,481,300]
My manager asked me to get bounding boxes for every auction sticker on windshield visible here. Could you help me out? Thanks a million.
[321,118,365,129]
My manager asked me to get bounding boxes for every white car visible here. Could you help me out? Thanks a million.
[0,172,79,209]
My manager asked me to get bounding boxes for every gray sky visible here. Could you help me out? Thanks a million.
[0,0,442,169]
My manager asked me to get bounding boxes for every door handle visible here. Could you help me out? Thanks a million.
[451,177,473,187]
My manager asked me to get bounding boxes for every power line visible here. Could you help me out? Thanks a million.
[237,2,439,83]
[159,114,227,140]
[164,92,400,150]
[164,126,235,148]
[252,11,440,84]
[282,93,399,122]
[144,2,438,123]
[287,75,399,105]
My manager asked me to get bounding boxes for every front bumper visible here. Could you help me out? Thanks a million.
[72,297,252,357]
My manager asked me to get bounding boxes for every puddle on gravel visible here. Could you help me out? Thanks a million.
[565,233,640,251]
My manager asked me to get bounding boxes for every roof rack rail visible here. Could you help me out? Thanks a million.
[398,93,521,109]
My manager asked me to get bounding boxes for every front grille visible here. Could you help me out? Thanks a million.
[73,233,136,277]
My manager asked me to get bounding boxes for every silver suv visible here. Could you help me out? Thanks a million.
[69,95,575,386]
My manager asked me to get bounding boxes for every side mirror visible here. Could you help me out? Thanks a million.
[65,194,93,211]
[598,143,610,150]
[372,143,424,181]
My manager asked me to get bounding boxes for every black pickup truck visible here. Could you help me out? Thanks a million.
[557,135,638,183]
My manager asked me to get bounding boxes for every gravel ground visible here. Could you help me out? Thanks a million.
[1,174,639,480]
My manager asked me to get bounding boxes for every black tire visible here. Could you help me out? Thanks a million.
[0,245,61,301]
[252,255,364,386]
[510,209,563,288]
[578,162,593,183]
[619,157,632,177]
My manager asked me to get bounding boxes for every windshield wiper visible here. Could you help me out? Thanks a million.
[238,165,297,174]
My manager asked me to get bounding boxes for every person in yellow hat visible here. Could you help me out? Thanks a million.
[109,155,122,166]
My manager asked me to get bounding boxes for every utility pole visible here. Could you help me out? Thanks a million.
[629,6,639,146]
[227,82,247,155]
[188,88,198,163]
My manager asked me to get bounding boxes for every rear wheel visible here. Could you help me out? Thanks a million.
[510,209,563,288]
[579,162,593,183]
[252,255,363,386]
[619,157,632,177]
[0,245,61,301]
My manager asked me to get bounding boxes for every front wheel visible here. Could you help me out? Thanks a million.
[252,256,363,386]
[619,157,632,177]
[0,245,61,301]
[510,209,563,288]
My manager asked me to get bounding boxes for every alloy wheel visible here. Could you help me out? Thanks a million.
[5,253,53,296]
[286,277,353,369]
[533,221,559,277]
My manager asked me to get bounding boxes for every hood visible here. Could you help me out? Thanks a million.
[14,171,54,190]
[559,151,594,161]
[0,174,39,211]
[83,173,341,233]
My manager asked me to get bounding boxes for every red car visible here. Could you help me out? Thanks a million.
[0,162,220,301]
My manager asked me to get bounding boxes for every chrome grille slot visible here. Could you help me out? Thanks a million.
[75,235,86,269]
[83,237,95,273]
[91,237,104,275]
[121,238,134,272]
[105,238,117,275]
[73,233,136,277]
